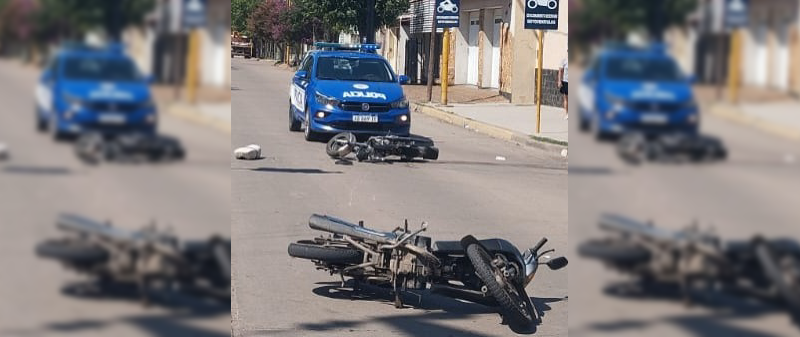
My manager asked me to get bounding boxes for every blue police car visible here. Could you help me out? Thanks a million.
[35,43,157,139]
[289,43,411,141]
[578,44,699,139]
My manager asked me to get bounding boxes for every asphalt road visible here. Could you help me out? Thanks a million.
[230,58,569,337]
[568,70,800,336]
[0,59,230,337]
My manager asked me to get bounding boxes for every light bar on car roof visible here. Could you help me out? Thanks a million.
[313,42,381,53]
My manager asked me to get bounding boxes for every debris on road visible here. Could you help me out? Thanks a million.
[234,144,262,160]
[495,156,506,161]
[561,149,568,158]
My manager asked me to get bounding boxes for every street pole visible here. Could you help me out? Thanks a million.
[426,19,437,102]
[366,0,376,44]
[185,28,200,104]
[440,28,451,105]
[727,28,740,103]
[535,30,544,134]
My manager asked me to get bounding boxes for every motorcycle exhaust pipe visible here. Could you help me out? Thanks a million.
[308,214,396,244]
[57,213,138,242]
[599,213,677,242]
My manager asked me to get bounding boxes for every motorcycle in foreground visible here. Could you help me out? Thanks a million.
[288,214,568,329]
[36,214,230,305]
[579,213,800,320]
[326,132,439,162]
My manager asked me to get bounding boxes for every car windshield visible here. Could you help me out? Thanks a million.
[63,57,141,82]
[316,57,394,82]
[605,56,684,82]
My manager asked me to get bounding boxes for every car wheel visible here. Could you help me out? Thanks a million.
[303,107,319,141]
[289,104,302,132]
[579,111,590,132]
[37,111,47,132]
[49,113,65,141]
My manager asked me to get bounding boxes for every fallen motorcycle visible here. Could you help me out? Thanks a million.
[326,132,439,162]
[617,131,726,165]
[75,131,185,165]
[288,214,568,329]
[36,214,230,304]
[579,214,800,318]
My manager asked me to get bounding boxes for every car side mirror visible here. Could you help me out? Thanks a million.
[295,70,308,79]
[545,256,568,270]
[398,75,409,84]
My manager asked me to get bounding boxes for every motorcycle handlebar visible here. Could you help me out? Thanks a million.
[531,238,548,253]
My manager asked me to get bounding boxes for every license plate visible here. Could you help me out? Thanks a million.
[352,115,378,123]
[98,113,126,124]
[640,113,667,124]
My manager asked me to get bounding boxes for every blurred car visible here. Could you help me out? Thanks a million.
[578,43,699,139]
[289,43,411,141]
[35,43,157,139]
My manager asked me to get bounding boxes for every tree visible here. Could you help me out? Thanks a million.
[296,0,408,43]
[232,0,260,35]
[33,0,155,42]
[573,0,697,46]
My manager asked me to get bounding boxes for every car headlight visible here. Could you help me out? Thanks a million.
[389,97,409,109]
[315,92,340,108]
[63,93,84,111]
[604,93,625,113]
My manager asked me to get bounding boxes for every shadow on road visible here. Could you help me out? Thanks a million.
[568,166,615,175]
[585,280,794,337]
[244,167,343,174]
[306,281,562,335]
[2,165,73,175]
[430,160,566,171]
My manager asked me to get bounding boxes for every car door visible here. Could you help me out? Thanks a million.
[290,55,313,119]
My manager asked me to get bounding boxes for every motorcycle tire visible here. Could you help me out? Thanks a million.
[755,243,800,310]
[422,146,439,160]
[288,241,363,264]
[326,133,356,159]
[35,239,109,265]
[578,239,651,265]
[466,243,536,329]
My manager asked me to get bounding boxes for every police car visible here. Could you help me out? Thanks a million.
[578,43,699,139]
[289,43,411,141]
[35,43,157,139]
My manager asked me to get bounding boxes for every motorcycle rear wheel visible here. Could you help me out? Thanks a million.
[288,241,363,264]
[466,243,536,329]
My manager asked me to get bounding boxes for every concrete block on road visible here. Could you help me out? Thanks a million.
[234,144,262,160]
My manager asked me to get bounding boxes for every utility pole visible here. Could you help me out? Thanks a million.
[535,30,544,133]
[426,6,437,103]
[107,0,123,41]
[440,28,451,105]
[365,0,376,44]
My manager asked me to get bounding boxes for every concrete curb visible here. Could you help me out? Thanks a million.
[708,103,800,142]
[412,102,568,153]
[164,103,231,134]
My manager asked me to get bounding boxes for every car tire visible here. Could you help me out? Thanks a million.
[303,107,320,141]
[49,113,65,141]
[289,104,302,132]
[578,110,590,132]
[36,107,48,132]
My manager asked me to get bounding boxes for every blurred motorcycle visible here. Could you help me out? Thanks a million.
[579,214,800,318]
[326,132,439,162]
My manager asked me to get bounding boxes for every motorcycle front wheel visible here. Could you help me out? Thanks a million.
[466,244,536,329]
[288,240,363,264]
[326,133,356,159]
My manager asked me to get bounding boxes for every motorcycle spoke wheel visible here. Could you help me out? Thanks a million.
[466,244,535,328]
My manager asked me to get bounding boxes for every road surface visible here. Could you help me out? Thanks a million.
[230,58,569,337]
[0,59,230,337]
[568,70,800,337]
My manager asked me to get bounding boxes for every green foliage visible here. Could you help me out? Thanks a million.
[295,0,408,41]
[232,0,260,35]
[573,0,697,45]
[34,0,155,40]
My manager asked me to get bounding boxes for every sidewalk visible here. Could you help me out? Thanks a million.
[152,85,231,134]
[405,84,568,151]
[708,100,800,142]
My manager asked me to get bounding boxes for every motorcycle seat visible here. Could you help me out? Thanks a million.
[433,239,522,258]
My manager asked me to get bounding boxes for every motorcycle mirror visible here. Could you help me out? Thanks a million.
[546,257,568,270]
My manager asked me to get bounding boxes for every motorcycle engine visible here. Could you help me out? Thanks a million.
[392,235,433,290]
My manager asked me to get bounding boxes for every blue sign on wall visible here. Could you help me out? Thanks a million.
[182,0,207,29]
[724,0,748,29]
[435,0,460,28]
[524,0,560,30]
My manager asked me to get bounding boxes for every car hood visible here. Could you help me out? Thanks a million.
[315,80,404,103]
[60,81,151,102]
[604,81,692,103]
